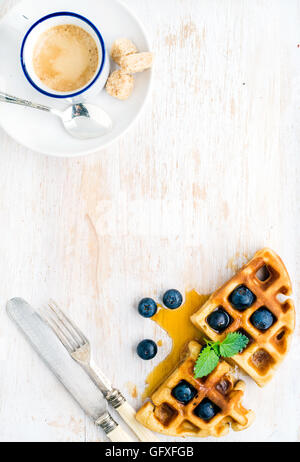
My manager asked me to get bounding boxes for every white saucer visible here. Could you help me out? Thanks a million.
[0,0,152,157]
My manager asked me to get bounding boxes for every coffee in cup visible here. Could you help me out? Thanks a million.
[32,24,99,93]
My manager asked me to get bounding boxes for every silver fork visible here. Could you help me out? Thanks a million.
[41,300,158,442]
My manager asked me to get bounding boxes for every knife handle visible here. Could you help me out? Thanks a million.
[96,412,134,442]
[116,401,159,442]
[107,424,135,442]
[106,390,158,442]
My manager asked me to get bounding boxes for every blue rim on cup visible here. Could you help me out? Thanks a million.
[20,11,106,99]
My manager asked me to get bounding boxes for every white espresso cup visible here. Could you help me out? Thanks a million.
[20,11,110,100]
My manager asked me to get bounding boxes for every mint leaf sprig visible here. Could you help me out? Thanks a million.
[194,332,249,379]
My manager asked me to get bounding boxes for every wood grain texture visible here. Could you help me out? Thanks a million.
[0,0,299,442]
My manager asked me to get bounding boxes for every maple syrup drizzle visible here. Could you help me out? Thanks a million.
[143,290,209,398]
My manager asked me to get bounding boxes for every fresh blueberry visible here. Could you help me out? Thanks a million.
[163,289,183,309]
[138,298,158,318]
[171,380,197,404]
[207,308,231,333]
[194,398,220,421]
[137,339,158,360]
[250,307,275,331]
[229,285,256,311]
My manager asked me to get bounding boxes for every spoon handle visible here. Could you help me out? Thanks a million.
[0,92,51,112]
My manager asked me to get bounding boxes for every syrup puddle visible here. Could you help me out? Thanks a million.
[143,290,209,398]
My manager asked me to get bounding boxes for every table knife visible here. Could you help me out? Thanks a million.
[43,299,159,443]
[6,298,134,442]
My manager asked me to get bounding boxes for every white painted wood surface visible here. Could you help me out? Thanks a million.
[0,0,299,442]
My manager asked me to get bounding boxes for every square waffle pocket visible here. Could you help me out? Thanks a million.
[191,248,295,387]
[136,341,255,438]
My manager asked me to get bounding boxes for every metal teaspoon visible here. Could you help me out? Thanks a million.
[0,92,112,140]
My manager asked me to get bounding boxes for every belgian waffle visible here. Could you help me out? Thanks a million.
[191,248,295,387]
[136,341,255,437]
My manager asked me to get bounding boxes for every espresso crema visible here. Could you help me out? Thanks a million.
[33,24,99,92]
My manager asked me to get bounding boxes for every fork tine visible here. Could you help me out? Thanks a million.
[48,299,89,345]
[48,300,85,345]
[46,302,82,350]
[40,305,75,353]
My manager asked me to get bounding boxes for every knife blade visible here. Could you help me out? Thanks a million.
[6,298,133,442]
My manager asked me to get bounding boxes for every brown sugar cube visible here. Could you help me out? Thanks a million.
[110,38,138,65]
[119,52,153,73]
[106,70,134,100]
